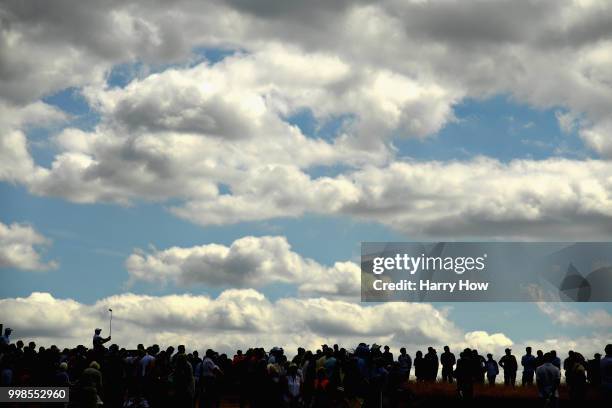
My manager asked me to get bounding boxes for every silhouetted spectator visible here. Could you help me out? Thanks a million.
[440,345,455,383]
[171,344,186,367]
[54,362,70,386]
[472,349,486,383]
[382,345,394,366]
[499,348,517,386]
[81,361,104,408]
[485,353,499,385]
[284,363,302,408]
[535,349,544,368]
[587,353,601,386]
[536,353,560,408]
[367,357,388,408]
[312,367,330,408]
[550,350,561,369]
[102,344,125,408]
[424,347,439,381]
[567,352,587,402]
[173,353,195,408]
[414,350,425,382]
[454,349,474,400]
[563,350,575,384]
[197,348,223,407]
[398,347,412,381]
[601,344,612,402]
[0,328,12,349]
[323,347,338,386]
[521,346,536,386]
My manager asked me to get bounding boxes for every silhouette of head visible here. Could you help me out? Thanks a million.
[526,347,532,354]
[544,353,553,363]
[400,347,406,354]
[605,344,612,356]
[444,346,450,352]
[505,348,511,355]
[94,328,101,334]
[487,353,493,359]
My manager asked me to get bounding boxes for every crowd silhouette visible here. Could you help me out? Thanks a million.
[0,326,611,407]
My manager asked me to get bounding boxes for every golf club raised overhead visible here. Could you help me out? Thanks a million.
[108,308,113,337]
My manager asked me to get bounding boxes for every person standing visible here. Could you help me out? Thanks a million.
[0,328,12,349]
[173,354,195,408]
[382,346,394,367]
[600,344,612,403]
[485,354,499,386]
[499,348,517,387]
[521,347,537,386]
[454,349,474,400]
[397,348,412,381]
[440,346,456,383]
[197,349,223,408]
[424,347,439,381]
[414,351,424,382]
[536,353,561,408]
[587,353,601,387]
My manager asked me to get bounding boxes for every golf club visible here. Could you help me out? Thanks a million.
[108,308,113,337]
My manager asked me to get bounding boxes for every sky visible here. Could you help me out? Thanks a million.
[0,0,611,356]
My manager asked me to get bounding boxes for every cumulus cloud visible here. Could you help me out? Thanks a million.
[3,291,607,358]
[172,158,612,239]
[0,290,514,355]
[15,131,612,239]
[0,221,58,271]
[3,0,612,239]
[0,102,67,184]
[126,236,360,298]
[3,0,612,153]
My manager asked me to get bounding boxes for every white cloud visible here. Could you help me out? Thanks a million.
[15,129,612,239]
[173,158,612,239]
[0,221,58,271]
[2,291,607,358]
[3,0,612,155]
[0,102,67,184]
[0,290,512,355]
[126,236,360,298]
[2,0,612,239]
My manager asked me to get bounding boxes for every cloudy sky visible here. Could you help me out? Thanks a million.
[1,0,611,356]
